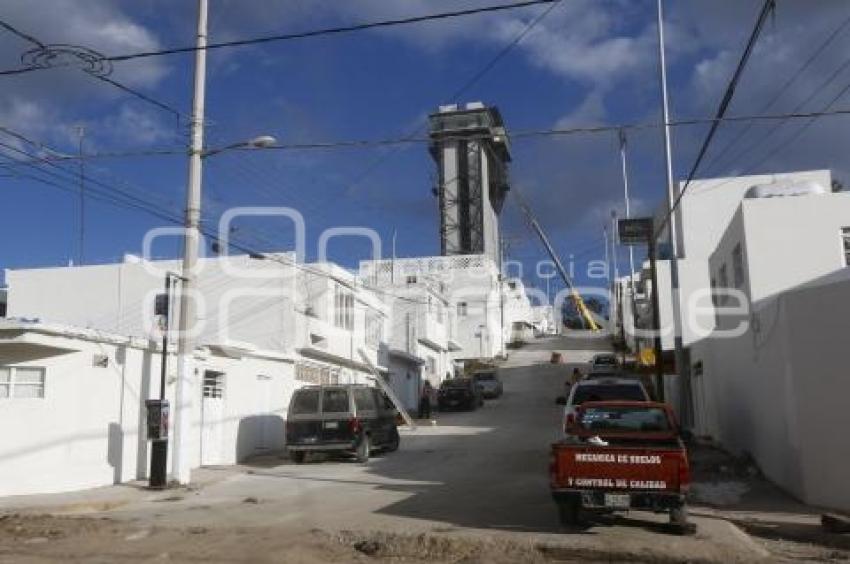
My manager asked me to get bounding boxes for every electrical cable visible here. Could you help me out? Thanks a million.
[0,18,185,121]
[703,9,850,174]
[654,0,776,239]
[0,1,556,77]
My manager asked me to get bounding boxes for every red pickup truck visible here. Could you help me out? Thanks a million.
[549,401,693,533]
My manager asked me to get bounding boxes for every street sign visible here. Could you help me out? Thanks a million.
[618,217,653,246]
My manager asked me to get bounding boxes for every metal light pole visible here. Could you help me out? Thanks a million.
[619,130,639,347]
[656,0,687,412]
[172,0,209,485]
[75,125,85,265]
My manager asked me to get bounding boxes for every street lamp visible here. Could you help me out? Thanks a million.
[171,4,278,489]
[201,135,277,159]
[157,132,277,488]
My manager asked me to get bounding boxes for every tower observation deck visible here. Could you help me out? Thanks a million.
[428,102,511,266]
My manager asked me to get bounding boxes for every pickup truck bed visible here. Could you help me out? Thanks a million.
[549,401,693,533]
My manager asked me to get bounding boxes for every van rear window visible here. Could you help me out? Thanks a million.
[291,389,320,414]
[353,388,376,411]
[322,388,350,413]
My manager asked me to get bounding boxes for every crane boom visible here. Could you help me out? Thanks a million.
[515,194,601,332]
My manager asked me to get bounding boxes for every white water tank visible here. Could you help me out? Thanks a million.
[744,180,827,199]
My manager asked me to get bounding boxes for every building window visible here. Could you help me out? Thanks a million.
[426,357,436,376]
[732,244,745,288]
[202,371,224,399]
[333,284,354,330]
[406,275,417,285]
[717,263,729,307]
[365,310,383,349]
[843,227,850,266]
[0,366,46,399]
[457,302,468,317]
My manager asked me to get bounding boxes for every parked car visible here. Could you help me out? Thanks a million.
[472,370,503,399]
[285,384,399,463]
[550,400,693,533]
[587,353,620,376]
[438,378,484,411]
[557,378,650,439]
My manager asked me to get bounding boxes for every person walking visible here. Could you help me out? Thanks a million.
[419,381,433,419]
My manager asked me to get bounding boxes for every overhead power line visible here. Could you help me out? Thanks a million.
[703,8,850,174]
[655,0,776,238]
[0,18,184,120]
[5,105,850,168]
[0,1,556,78]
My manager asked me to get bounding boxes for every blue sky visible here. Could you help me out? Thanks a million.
[2,0,850,297]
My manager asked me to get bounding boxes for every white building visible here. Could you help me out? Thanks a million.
[371,277,460,412]
[6,254,388,384]
[2,253,392,495]
[360,254,505,362]
[530,304,556,336]
[628,170,832,416]
[688,184,850,512]
[0,320,295,497]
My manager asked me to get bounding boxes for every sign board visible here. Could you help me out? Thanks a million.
[618,218,653,246]
[145,399,170,441]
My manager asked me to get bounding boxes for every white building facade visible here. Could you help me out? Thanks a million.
[2,254,391,495]
[689,185,850,512]
[360,254,506,362]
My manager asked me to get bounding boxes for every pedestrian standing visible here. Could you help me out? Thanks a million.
[571,367,582,385]
[419,381,432,419]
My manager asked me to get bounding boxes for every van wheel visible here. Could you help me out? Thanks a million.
[386,428,400,452]
[356,435,370,463]
[558,499,581,526]
[291,451,306,464]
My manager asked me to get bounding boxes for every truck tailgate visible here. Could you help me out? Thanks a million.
[551,443,685,493]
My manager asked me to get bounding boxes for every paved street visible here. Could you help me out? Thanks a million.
[0,334,840,563]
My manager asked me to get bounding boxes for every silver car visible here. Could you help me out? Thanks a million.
[472,370,503,399]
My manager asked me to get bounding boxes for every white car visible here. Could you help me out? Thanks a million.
[557,378,650,439]
[587,353,620,376]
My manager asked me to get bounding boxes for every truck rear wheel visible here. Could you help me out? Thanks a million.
[669,505,695,535]
[558,499,581,527]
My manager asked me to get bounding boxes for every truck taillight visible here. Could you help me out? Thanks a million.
[564,413,575,434]
[678,451,690,491]
[549,451,557,487]
[348,417,362,434]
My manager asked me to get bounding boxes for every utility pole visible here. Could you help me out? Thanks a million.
[75,125,85,265]
[173,0,208,485]
[148,272,182,488]
[648,235,665,402]
[611,210,626,363]
[619,129,639,348]
[391,229,397,284]
[499,237,506,358]
[656,0,687,414]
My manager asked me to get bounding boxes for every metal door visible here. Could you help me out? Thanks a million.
[201,370,225,465]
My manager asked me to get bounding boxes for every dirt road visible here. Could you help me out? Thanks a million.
[1,334,845,562]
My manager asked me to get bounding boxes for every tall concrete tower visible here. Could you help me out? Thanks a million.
[429,102,511,265]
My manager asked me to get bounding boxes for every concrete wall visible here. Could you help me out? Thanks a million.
[0,337,157,496]
[691,270,850,511]
[6,254,298,352]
